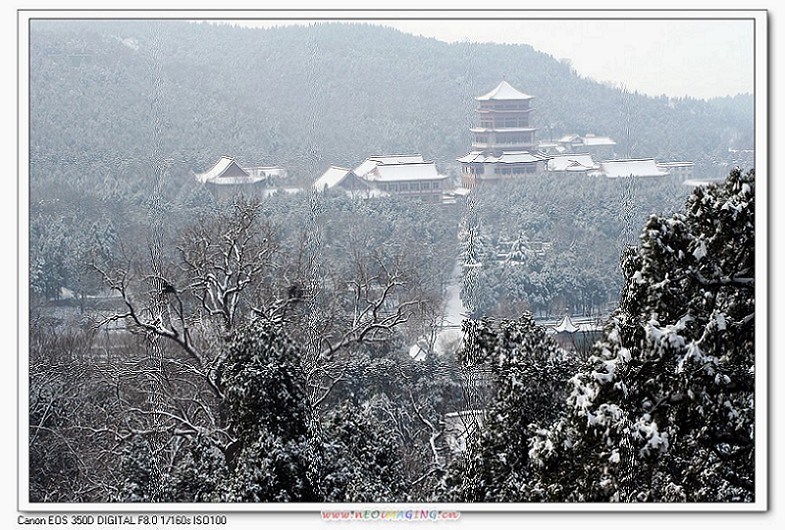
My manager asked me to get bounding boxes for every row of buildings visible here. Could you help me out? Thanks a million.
[194,80,695,202]
[313,155,449,202]
[455,80,693,188]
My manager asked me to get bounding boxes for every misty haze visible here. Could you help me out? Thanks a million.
[26,17,757,507]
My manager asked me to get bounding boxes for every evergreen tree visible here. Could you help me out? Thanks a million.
[215,319,323,502]
[168,435,227,502]
[115,435,168,502]
[320,400,408,503]
[459,195,492,318]
[527,169,755,502]
[443,314,578,501]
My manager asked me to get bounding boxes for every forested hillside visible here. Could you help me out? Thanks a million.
[30,19,753,196]
[26,19,758,505]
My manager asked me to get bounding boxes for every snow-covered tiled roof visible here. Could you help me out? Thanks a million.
[494,152,550,164]
[558,134,580,143]
[314,166,351,190]
[368,154,425,164]
[455,152,482,163]
[203,175,267,185]
[582,134,616,147]
[538,142,567,154]
[600,158,669,178]
[456,151,551,164]
[554,314,579,333]
[194,156,249,183]
[353,155,447,183]
[365,162,447,182]
[557,134,616,147]
[657,161,694,168]
[245,166,288,179]
[353,159,378,178]
[546,153,598,172]
[355,155,427,177]
[476,81,534,101]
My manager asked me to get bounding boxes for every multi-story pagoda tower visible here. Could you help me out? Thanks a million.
[458,81,550,188]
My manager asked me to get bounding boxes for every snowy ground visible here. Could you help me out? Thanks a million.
[441,271,466,329]
[410,264,466,360]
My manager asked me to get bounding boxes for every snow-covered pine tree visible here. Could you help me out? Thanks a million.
[115,434,168,502]
[527,168,756,502]
[320,400,408,503]
[442,314,578,501]
[459,194,492,317]
[215,319,323,502]
[168,434,227,502]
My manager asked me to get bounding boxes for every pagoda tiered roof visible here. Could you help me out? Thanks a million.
[457,150,551,164]
[476,80,534,101]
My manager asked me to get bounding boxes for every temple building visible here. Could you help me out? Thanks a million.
[656,161,695,180]
[458,81,550,188]
[557,133,617,159]
[352,155,449,202]
[194,156,290,201]
[313,166,382,198]
[548,313,604,358]
[544,153,601,176]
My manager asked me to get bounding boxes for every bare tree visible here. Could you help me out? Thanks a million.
[94,197,431,472]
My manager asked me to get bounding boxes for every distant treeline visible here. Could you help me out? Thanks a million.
[30,19,753,198]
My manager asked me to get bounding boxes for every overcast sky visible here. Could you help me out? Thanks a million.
[228,16,755,100]
[385,19,755,100]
